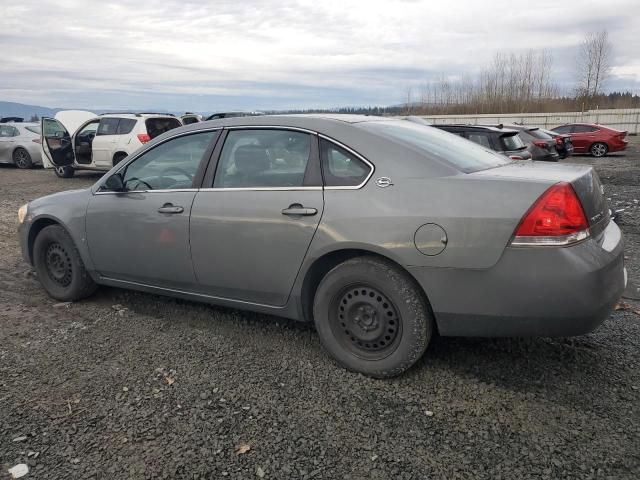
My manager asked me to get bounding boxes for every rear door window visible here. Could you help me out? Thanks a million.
[572,125,598,133]
[214,129,312,188]
[116,118,137,134]
[97,118,120,136]
[320,139,372,187]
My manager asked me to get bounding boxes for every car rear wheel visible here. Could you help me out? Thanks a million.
[33,225,97,301]
[13,148,33,169]
[313,256,433,378]
[54,165,75,178]
[590,142,608,157]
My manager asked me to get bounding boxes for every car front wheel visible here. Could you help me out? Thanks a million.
[54,165,75,178]
[590,142,608,157]
[313,256,433,378]
[33,225,97,301]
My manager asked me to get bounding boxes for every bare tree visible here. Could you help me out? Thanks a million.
[577,30,612,103]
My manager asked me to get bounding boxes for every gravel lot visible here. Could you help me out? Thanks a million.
[1,140,639,480]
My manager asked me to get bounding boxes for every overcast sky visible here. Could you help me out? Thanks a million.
[1,0,639,112]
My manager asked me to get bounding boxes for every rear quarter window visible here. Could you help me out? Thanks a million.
[361,121,510,173]
[25,126,41,134]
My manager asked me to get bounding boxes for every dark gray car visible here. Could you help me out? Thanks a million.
[489,124,560,162]
[431,124,533,160]
[17,115,626,377]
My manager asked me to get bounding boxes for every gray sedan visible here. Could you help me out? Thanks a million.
[17,115,626,377]
[0,123,42,168]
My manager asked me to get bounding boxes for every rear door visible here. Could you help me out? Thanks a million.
[92,117,121,167]
[570,125,597,152]
[189,128,324,306]
[0,125,17,162]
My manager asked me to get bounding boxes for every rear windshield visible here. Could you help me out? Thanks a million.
[501,133,525,151]
[360,121,510,173]
[25,126,41,134]
[526,128,553,140]
[145,117,181,139]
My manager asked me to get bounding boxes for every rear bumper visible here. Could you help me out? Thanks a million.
[410,221,626,337]
[609,140,628,153]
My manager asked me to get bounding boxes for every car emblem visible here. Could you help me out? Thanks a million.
[375,177,393,188]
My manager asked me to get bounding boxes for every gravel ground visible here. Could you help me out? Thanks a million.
[1,140,639,480]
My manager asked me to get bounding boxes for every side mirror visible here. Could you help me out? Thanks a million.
[104,173,125,192]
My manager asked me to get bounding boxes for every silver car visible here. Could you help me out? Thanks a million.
[0,123,42,168]
[17,115,626,377]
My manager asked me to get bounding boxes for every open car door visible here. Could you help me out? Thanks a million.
[41,110,97,168]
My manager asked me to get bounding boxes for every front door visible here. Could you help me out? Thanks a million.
[190,128,324,306]
[86,130,219,289]
[41,118,76,167]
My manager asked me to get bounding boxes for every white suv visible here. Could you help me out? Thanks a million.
[41,111,182,178]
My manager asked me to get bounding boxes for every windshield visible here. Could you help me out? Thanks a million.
[360,121,511,173]
[501,133,525,150]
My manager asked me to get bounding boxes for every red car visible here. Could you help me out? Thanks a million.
[551,123,628,157]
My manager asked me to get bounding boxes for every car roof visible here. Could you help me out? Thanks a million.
[99,112,176,118]
[435,124,520,134]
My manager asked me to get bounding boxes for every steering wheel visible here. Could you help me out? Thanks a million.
[162,167,194,180]
[125,177,153,191]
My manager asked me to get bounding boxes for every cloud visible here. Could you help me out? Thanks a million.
[0,0,638,111]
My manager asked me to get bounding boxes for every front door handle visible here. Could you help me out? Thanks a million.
[158,203,184,214]
[282,203,318,216]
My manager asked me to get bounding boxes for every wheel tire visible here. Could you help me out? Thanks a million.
[313,256,433,378]
[13,148,33,169]
[33,225,97,301]
[590,142,608,157]
[113,152,127,166]
[54,165,75,178]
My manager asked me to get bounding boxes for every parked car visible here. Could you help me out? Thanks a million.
[0,122,42,168]
[540,128,574,159]
[40,111,182,178]
[0,116,24,123]
[181,113,203,125]
[489,124,560,162]
[205,111,264,120]
[18,115,625,377]
[551,123,628,157]
[432,124,532,160]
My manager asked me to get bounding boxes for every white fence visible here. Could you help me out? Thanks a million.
[418,108,640,134]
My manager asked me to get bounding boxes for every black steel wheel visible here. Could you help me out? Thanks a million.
[33,225,97,301]
[313,256,433,378]
[44,242,73,287]
[330,284,402,360]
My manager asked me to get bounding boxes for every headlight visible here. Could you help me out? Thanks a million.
[18,204,28,224]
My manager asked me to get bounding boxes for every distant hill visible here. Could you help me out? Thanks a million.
[0,101,61,120]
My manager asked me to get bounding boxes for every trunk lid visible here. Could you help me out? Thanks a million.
[475,161,609,235]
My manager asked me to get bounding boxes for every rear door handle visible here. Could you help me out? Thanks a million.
[282,204,318,216]
[158,203,184,214]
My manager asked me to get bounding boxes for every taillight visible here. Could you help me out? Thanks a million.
[511,182,589,246]
[555,137,564,145]
[509,155,525,160]
[532,140,548,148]
[137,133,151,144]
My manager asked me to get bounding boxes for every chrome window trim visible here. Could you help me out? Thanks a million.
[225,125,317,135]
[200,186,323,192]
[95,188,199,195]
[317,134,375,190]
